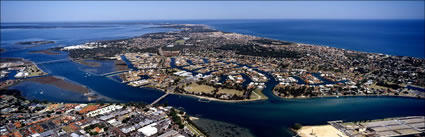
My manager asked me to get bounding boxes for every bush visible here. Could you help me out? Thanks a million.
[292,123,303,130]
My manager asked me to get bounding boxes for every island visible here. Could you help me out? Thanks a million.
[29,49,61,55]
[53,23,424,102]
[16,40,55,45]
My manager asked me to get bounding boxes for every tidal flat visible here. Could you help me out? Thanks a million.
[27,76,90,94]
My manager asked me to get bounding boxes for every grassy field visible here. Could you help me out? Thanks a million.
[249,88,268,100]
[369,83,389,90]
[217,88,244,96]
[185,83,245,96]
[185,83,215,94]
[175,40,185,45]
[185,122,206,137]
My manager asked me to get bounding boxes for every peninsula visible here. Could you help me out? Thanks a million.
[56,23,425,101]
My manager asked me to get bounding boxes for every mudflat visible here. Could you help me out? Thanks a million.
[27,76,89,94]
[29,49,60,55]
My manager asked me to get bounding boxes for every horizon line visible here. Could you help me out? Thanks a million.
[2,18,424,24]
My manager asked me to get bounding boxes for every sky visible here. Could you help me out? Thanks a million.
[1,1,424,22]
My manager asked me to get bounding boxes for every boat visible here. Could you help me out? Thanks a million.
[198,98,211,103]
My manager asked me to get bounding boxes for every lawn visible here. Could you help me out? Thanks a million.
[185,83,245,96]
[185,83,215,94]
[369,83,388,90]
[185,123,205,136]
[175,40,185,45]
[218,88,244,96]
[249,88,268,100]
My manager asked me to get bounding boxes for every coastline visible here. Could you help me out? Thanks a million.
[272,92,424,100]
[188,116,255,137]
[172,89,424,103]
[294,125,348,137]
[137,85,268,103]
[292,116,425,137]
[171,92,268,103]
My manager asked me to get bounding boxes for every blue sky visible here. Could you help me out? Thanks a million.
[1,1,424,22]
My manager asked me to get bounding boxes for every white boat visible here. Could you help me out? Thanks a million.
[198,98,211,103]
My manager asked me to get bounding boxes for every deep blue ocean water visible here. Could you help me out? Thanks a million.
[158,19,425,58]
[1,20,425,137]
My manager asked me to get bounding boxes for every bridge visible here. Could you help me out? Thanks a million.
[105,72,128,77]
[150,93,169,106]
[35,59,71,65]
[99,70,129,76]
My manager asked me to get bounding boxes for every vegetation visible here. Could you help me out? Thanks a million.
[274,86,318,97]
[67,46,159,59]
[16,40,55,45]
[218,44,301,58]
[169,108,184,129]
[253,39,293,45]
[376,81,401,89]
[292,123,303,130]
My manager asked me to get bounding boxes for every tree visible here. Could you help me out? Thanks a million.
[292,123,303,130]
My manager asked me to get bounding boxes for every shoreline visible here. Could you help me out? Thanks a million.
[188,116,255,137]
[292,116,425,137]
[170,92,268,103]
[272,92,424,100]
[294,125,348,137]
[138,85,268,103]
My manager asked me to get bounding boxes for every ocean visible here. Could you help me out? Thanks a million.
[1,20,424,137]
[161,19,425,58]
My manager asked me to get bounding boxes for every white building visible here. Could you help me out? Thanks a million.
[138,123,158,137]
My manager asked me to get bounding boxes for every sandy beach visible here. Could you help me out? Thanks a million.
[296,125,348,137]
